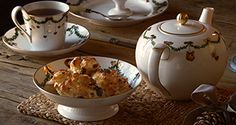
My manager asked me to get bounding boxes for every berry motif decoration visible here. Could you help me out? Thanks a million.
[3,25,87,46]
[143,27,223,62]
[23,13,68,39]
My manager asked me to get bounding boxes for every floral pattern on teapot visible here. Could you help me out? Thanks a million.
[135,7,228,100]
[143,26,223,61]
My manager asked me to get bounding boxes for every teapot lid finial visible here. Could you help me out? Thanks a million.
[176,13,189,25]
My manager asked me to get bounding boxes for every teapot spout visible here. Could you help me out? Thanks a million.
[199,7,214,25]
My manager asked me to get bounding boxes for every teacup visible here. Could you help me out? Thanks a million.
[11,1,69,51]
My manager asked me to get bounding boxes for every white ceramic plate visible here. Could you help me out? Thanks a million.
[2,23,90,57]
[68,0,168,27]
[33,56,142,121]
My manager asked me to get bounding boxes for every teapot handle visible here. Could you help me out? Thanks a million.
[148,43,171,97]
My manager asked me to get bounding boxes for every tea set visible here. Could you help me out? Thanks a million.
[2,0,232,122]
[3,1,89,57]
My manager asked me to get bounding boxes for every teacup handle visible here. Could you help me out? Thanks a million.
[148,43,171,97]
[11,6,32,43]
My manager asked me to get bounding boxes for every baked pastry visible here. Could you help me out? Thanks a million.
[70,57,100,75]
[92,69,131,96]
[49,70,103,98]
[44,57,131,98]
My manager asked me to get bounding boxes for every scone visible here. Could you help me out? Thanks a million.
[70,57,100,76]
[49,70,103,98]
[44,57,131,98]
[92,69,131,97]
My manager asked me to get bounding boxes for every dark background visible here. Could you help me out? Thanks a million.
[0,0,66,36]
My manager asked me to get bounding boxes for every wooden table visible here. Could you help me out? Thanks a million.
[1,1,236,124]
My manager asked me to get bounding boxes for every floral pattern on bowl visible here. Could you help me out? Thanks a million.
[33,56,142,121]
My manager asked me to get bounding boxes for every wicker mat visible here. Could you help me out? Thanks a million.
[17,82,233,125]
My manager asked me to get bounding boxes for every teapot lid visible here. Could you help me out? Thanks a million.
[159,13,206,35]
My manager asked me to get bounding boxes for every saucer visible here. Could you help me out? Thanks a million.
[2,23,90,57]
[67,0,168,27]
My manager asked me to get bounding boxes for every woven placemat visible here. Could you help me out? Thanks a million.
[17,82,233,125]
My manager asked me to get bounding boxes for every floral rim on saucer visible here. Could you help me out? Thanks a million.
[67,0,168,27]
[2,22,90,57]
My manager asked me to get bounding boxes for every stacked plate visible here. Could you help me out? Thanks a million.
[68,0,168,27]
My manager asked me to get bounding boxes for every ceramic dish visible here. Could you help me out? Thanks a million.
[135,8,228,100]
[2,23,89,57]
[33,56,142,121]
[68,0,168,27]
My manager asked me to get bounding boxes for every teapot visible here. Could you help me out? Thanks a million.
[135,7,228,100]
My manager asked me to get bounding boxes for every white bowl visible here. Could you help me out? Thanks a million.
[33,56,142,121]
